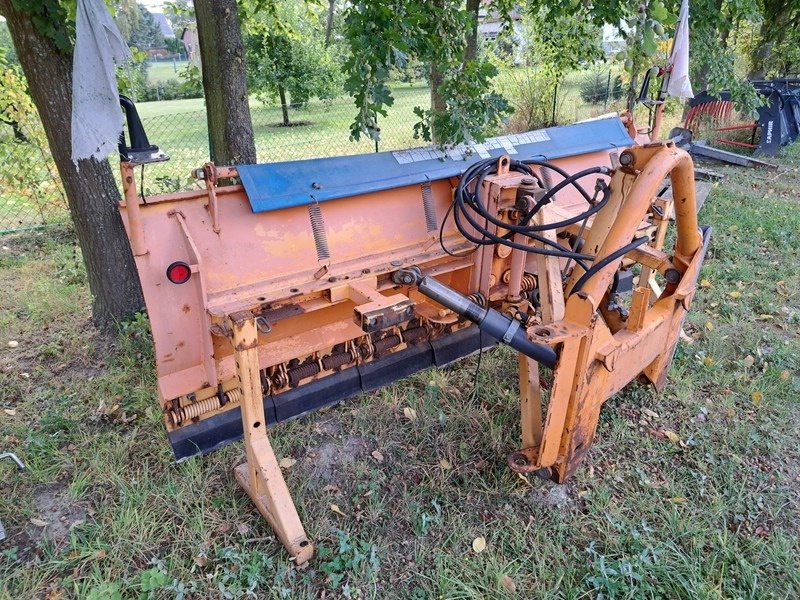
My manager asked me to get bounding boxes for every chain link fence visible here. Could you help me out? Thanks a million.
[0,71,627,234]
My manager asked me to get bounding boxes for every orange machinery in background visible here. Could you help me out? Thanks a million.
[117,100,709,564]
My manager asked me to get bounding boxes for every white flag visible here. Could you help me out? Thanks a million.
[71,0,131,163]
[667,0,694,99]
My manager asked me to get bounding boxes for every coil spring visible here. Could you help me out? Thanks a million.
[421,181,437,232]
[170,388,243,426]
[224,388,243,404]
[260,371,273,395]
[401,326,428,344]
[520,274,537,292]
[373,334,401,354]
[467,292,486,307]
[501,270,537,292]
[322,351,355,370]
[287,361,321,386]
[308,203,330,263]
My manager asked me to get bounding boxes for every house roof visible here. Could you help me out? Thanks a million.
[151,12,174,39]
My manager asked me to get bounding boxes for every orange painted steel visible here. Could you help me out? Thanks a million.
[119,120,708,564]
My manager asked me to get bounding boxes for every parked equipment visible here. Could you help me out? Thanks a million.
[683,79,800,157]
[118,99,708,564]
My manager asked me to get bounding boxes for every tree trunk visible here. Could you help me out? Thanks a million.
[429,63,446,142]
[325,0,335,47]
[193,0,256,165]
[748,20,772,79]
[0,0,144,330]
[465,0,480,62]
[278,86,290,126]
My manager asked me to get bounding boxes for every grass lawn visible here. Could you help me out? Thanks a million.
[146,60,189,85]
[0,143,798,598]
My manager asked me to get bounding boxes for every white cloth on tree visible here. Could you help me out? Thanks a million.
[71,0,131,164]
[667,0,694,99]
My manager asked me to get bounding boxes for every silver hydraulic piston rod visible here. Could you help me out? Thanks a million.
[393,267,557,368]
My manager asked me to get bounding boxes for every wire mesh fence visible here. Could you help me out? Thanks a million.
[0,118,68,234]
[0,71,627,235]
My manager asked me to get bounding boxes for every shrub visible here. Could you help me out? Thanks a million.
[141,78,203,102]
[580,71,624,105]
[502,67,562,131]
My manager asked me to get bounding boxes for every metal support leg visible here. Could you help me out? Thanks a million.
[0,452,25,541]
[228,311,314,564]
[519,355,543,448]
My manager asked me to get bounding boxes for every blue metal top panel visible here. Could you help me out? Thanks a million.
[238,117,633,213]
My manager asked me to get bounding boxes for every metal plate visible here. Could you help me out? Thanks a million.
[239,118,634,213]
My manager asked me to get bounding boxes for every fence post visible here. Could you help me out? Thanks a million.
[551,82,558,125]
[374,111,379,153]
[604,70,612,111]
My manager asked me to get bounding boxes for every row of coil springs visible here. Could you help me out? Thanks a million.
[170,323,432,426]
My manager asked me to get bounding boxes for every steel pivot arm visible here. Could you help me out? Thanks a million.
[508,143,710,483]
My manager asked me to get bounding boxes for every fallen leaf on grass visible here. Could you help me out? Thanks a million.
[499,574,517,592]
[330,504,347,517]
[472,536,486,554]
[3,408,16,416]
[371,450,384,463]
[439,458,452,470]
[700,279,711,288]
[703,356,714,366]
[403,407,418,422]
[278,457,297,469]
[728,291,742,299]
[193,555,208,568]
[669,497,687,504]
[705,321,714,331]
[7,340,18,348]
[780,370,790,381]
[642,408,659,419]
[662,430,680,444]
[743,355,755,368]
[751,391,763,406]
[237,522,251,535]
[30,517,48,527]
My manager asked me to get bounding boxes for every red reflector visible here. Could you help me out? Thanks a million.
[166,261,192,284]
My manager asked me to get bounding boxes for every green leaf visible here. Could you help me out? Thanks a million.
[643,27,658,57]
[650,1,669,23]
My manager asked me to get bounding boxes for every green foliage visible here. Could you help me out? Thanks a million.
[522,5,604,79]
[502,67,560,130]
[246,33,342,112]
[163,0,195,31]
[140,62,203,101]
[116,46,149,101]
[317,529,380,593]
[0,49,64,222]
[244,1,343,125]
[580,70,624,104]
[342,0,511,145]
[115,1,165,49]
[141,77,203,101]
[0,20,18,66]
[412,59,510,144]
[695,34,760,116]
[10,0,75,54]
